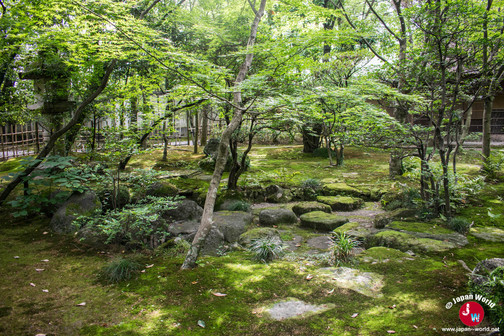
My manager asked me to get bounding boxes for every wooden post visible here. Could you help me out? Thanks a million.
[1,125,5,160]
[35,123,40,153]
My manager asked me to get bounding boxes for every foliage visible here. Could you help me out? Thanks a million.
[224,200,251,212]
[300,178,322,190]
[7,156,96,217]
[446,217,472,234]
[329,232,360,264]
[249,237,285,263]
[75,196,179,249]
[99,257,142,284]
[382,187,420,211]
[469,267,504,331]
[482,151,504,180]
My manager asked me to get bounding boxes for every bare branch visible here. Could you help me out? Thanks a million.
[364,0,401,42]
[247,0,258,15]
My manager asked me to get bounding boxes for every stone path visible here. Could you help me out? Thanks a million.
[264,298,334,320]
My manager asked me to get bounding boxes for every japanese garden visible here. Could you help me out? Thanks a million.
[0,0,503,335]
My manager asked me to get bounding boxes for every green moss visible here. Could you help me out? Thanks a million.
[369,230,456,253]
[332,222,360,234]
[322,183,361,197]
[470,226,504,242]
[316,196,364,211]
[292,202,331,216]
[387,221,454,235]
[358,246,411,261]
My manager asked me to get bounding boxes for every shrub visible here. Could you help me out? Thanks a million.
[469,266,504,331]
[301,178,322,190]
[99,257,142,283]
[330,232,360,264]
[482,151,504,180]
[447,217,472,234]
[249,237,285,263]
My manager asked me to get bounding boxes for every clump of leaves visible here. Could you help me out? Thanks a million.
[225,200,250,212]
[249,237,285,263]
[330,232,360,264]
[301,178,321,190]
[99,257,142,283]
[469,266,504,331]
[482,151,504,180]
[447,217,472,234]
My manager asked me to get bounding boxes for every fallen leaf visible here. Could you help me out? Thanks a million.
[327,288,335,294]
[212,292,227,297]
[351,313,359,318]
[388,304,396,309]
[35,334,47,336]
[306,274,314,281]
[76,302,86,306]
[387,331,396,334]
[42,232,48,235]
[413,325,418,329]
[146,264,154,268]
[295,244,301,247]
[42,289,49,293]
[35,269,44,272]
[14,256,20,259]
[191,281,198,285]
[197,320,205,328]
[141,270,146,273]
[41,259,49,262]
[30,283,36,287]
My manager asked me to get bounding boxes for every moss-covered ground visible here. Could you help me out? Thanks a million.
[0,145,503,335]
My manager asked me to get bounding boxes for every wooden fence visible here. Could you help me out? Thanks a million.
[0,123,43,161]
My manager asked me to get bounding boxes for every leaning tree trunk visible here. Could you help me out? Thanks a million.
[182,0,267,270]
[0,60,116,205]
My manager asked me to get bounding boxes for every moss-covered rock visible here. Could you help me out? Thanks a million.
[332,222,373,241]
[145,181,178,197]
[300,211,348,231]
[316,196,364,211]
[292,202,331,217]
[470,226,504,242]
[238,227,282,247]
[373,208,417,228]
[358,246,412,264]
[259,209,298,226]
[386,221,468,247]
[322,183,361,197]
[214,211,253,243]
[51,191,102,234]
[368,230,456,253]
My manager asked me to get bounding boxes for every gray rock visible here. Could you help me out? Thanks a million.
[470,227,504,242]
[292,202,331,217]
[200,227,226,256]
[203,138,221,158]
[317,267,384,298]
[265,185,292,203]
[473,258,504,277]
[51,191,102,234]
[162,199,203,222]
[259,209,298,226]
[307,235,331,250]
[265,298,334,320]
[145,182,178,197]
[214,211,253,243]
[168,220,200,236]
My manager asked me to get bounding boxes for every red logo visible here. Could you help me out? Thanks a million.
[459,301,484,326]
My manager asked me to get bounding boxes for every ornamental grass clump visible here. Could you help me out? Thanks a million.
[249,237,285,263]
[330,232,360,264]
[100,257,142,283]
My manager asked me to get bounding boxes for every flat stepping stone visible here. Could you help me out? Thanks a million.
[470,226,504,242]
[285,235,303,252]
[316,267,384,298]
[368,230,457,253]
[264,298,334,320]
[333,222,375,241]
[322,183,361,197]
[307,235,331,249]
[386,221,468,247]
[259,208,297,226]
[358,247,413,264]
[292,202,331,216]
[300,211,348,231]
[317,196,364,211]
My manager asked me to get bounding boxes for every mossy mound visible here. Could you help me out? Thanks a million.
[299,211,348,231]
[386,221,468,247]
[322,183,361,197]
[368,230,456,253]
[470,226,504,242]
[332,222,372,241]
[292,202,331,217]
[358,247,412,263]
[238,227,282,247]
[316,196,364,211]
[145,181,178,197]
[373,208,418,228]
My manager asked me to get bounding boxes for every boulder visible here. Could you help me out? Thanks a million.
[373,208,417,228]
[214,211,253,243]
[146,182,178,198]
[316,196,364,211]
[200,227,226,256]
[168,220,200,236]
[265,185,292,203]
[386,221,468,247]
[470,226,504,242]
[203,138,221,158]
[259,209,298,226]
[292,202,331,217]
[51,191,102,234]
[357,246,413,264]
[333,222,374,241]
[239,227,282,247]
[322,183,361,197]
[161,199,203,222]
[300,211,348,231]
[471,258,504,286]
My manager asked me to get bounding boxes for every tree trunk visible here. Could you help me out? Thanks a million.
[0,60,116,205]
[182,0,267,270]
[201,105,208,146]
[194,111,199,154]
[162,120,168,161]
[482,96,494,160]
[302,123,322,153]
